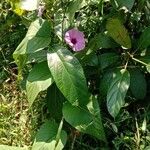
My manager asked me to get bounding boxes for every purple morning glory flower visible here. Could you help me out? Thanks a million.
[64,29,85,51]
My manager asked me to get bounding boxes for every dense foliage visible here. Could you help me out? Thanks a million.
[1,0,150,150]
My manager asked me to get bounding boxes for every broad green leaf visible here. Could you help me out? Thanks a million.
[20,0,40,11]
[116,0,135,10]
[32,120,67,150]
[47,47,89,106]
[98,53,120,69]
[138,27,150,50]
[46,84,66,121]
[66,0,87,22]
[0,145,27,150]
[26,62,53,106]
[13,19,51,76]
[63,96,106,141]
[106,18,131,49]
[27,50,47,63]
[129,69,147,99]
[107,69,130,117]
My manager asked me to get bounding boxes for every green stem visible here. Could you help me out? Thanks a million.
[127,52,148,66]
[54,118,64,149]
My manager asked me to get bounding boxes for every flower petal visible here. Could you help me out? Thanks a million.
[65,28,85,52]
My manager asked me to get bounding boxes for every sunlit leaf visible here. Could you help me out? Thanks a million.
[26,62,53,106]
[63,96,106,141]
[32,120,67,150]
[106,18,131,49]
[13,19,51,77]
[47,47,89,106]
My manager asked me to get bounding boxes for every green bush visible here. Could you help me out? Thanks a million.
[1,0,150,149]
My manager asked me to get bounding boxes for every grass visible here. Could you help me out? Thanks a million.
[0,77,47,148]
[0,79,31,147]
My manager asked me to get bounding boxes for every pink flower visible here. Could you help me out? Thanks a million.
[64,29,85,51]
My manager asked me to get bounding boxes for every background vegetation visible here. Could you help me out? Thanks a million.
[0,0,150,150]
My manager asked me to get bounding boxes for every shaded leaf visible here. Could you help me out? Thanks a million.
[63,96,106,141]
[32,120,67,150]
[47,47,89,106]
[46,84,66,121]
[26,62,53,106]
[98,53,120,69]
[100,70,114,96]
[129,69,146,99]
[106,18,131,49]
[82,53,99,66]
[107,69,130,117]
[138,27,150,50]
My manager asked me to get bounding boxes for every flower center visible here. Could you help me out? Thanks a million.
[71,38,77,44]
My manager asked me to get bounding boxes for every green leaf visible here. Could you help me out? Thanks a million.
[13,19,51,76]
[115,0,135,10]
[107,69,130,117]
[129,69,147,99]
[86,33,118,55]
[98,53,120,69]
[47,47,89,106]
[82,53,99,66]
[106,18,131,49]
[26,62,53,106]
[63,96,106,141]
[66,0,87,22]
[0,145,27,150]
[32,120,67,150]
[46,84,66,121]
[138,27,150,50]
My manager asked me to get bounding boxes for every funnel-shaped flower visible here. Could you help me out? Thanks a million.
[65,29,85,51]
